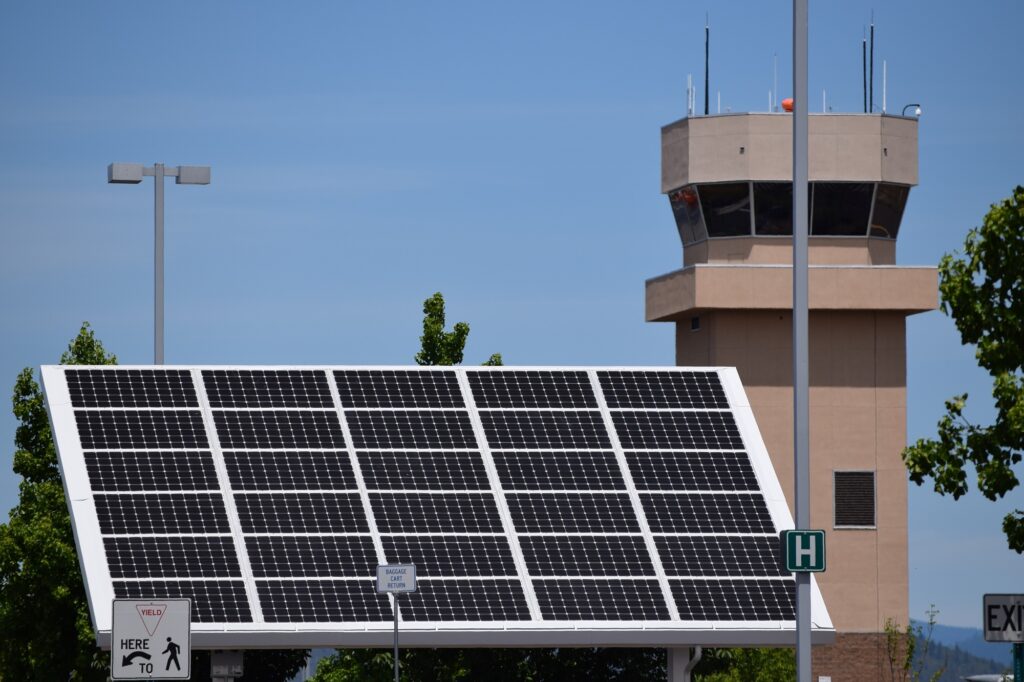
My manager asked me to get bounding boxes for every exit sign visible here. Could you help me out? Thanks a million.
[781,530,826,572]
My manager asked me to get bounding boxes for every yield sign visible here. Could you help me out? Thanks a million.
[135,603,167,637]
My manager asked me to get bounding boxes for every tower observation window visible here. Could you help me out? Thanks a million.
[753,182,793,235]
[698,182,751,237]
[811,182,873,236]
[870,183,909,239]
[668,185,707,244]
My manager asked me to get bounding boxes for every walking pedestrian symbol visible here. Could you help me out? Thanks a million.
[163,637,181,671]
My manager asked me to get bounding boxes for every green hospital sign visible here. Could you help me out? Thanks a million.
[781,530,826,572]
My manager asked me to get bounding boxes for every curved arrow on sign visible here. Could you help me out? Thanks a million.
[122,651,152,666]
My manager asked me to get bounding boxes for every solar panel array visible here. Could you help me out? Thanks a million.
[43,366,829,646]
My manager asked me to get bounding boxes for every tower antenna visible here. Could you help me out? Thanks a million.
[704,13,710,116]
[862,29,867,112]
[869,13,875,112]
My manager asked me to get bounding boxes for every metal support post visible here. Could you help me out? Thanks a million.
[666,647,701,682]
[394,595,400,682]
[792,1,811,681]
[153,163,165,365]
[1014,642,1022,682]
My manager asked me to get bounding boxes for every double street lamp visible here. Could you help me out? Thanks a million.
[107,163,211,364]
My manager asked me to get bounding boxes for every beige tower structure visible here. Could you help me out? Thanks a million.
[646,113,937,680]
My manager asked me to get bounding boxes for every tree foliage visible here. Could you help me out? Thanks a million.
[902,187,1024,552]
[883,606,944,682]
[0,322,117,680]
[415,292,502,366]
[0,323,308,680]
[310,648,666,681]
[693,647,795,682]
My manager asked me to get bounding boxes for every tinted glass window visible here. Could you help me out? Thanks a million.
[668,186,706,244]
[870,183,909,238]
[753,182,793,235]
[811,183,873,236]
[699,183,751,237]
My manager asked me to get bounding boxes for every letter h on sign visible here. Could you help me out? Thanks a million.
[781,530,826,572]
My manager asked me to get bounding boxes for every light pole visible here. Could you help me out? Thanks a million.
[901,103,922,117]
[107,163,211,364]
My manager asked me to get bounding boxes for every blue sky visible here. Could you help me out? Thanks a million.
[0,1,1020,628]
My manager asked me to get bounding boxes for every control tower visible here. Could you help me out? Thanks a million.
[646,112,937,680]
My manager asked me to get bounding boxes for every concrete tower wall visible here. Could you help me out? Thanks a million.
[648,112,938,681]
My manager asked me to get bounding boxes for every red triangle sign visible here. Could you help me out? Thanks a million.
[136,603,167,637]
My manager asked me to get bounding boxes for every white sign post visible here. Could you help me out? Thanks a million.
[377,564,417,682]
[112,599,191,680]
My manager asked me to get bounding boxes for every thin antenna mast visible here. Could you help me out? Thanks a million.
[773,52,778,111]
[862,30,867,112]
[882,60,887,113]
[869,14,875,112]
[704,14,710,116]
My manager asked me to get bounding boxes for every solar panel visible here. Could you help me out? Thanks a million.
[42,365,832,648]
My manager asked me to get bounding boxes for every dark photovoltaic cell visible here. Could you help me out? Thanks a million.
[370,493,503,533]
[520,536,654,577]
[234,492,368,533]
[84,451,219,491]
[506,493,640,533]
[334,370,464,408]
[114,580,252,622]
[95,493,229,534]
[258,580,391,622]
[75,410,208,449]
[346,411,477,449]
[671,579,794,621]
[382,536,517,577]
[598,370,727,409]
[640,493,775,534]
[401,580,531,621]
[67,368,198,408]
[104,536,240,578]
[468,371,597,408]
[492,451,625,490]
[612,411,742,450]
[213,411,345,449]
[656,536,788,577]
[533,579,670,620]
[224,451,356,490]
[626,451,758,491]
[246,536,377,578]
[202,369,333,408]
[358,451,489,490]
[480,411,611,449]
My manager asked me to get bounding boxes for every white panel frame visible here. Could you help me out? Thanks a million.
[42,365,834,649]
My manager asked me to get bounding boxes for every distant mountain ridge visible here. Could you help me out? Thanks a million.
[914,620,1014,668]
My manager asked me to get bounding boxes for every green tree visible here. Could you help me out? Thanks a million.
[415,292,502,366]
[882,605,944,682]
[902,187,1024,552]
[0,322,117,680]
[0,323,308,681]
[694,647,795,682]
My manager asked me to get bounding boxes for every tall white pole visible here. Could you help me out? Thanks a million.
[393,596,399,682]
[154,163,165,365]
[792,0,811,680]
